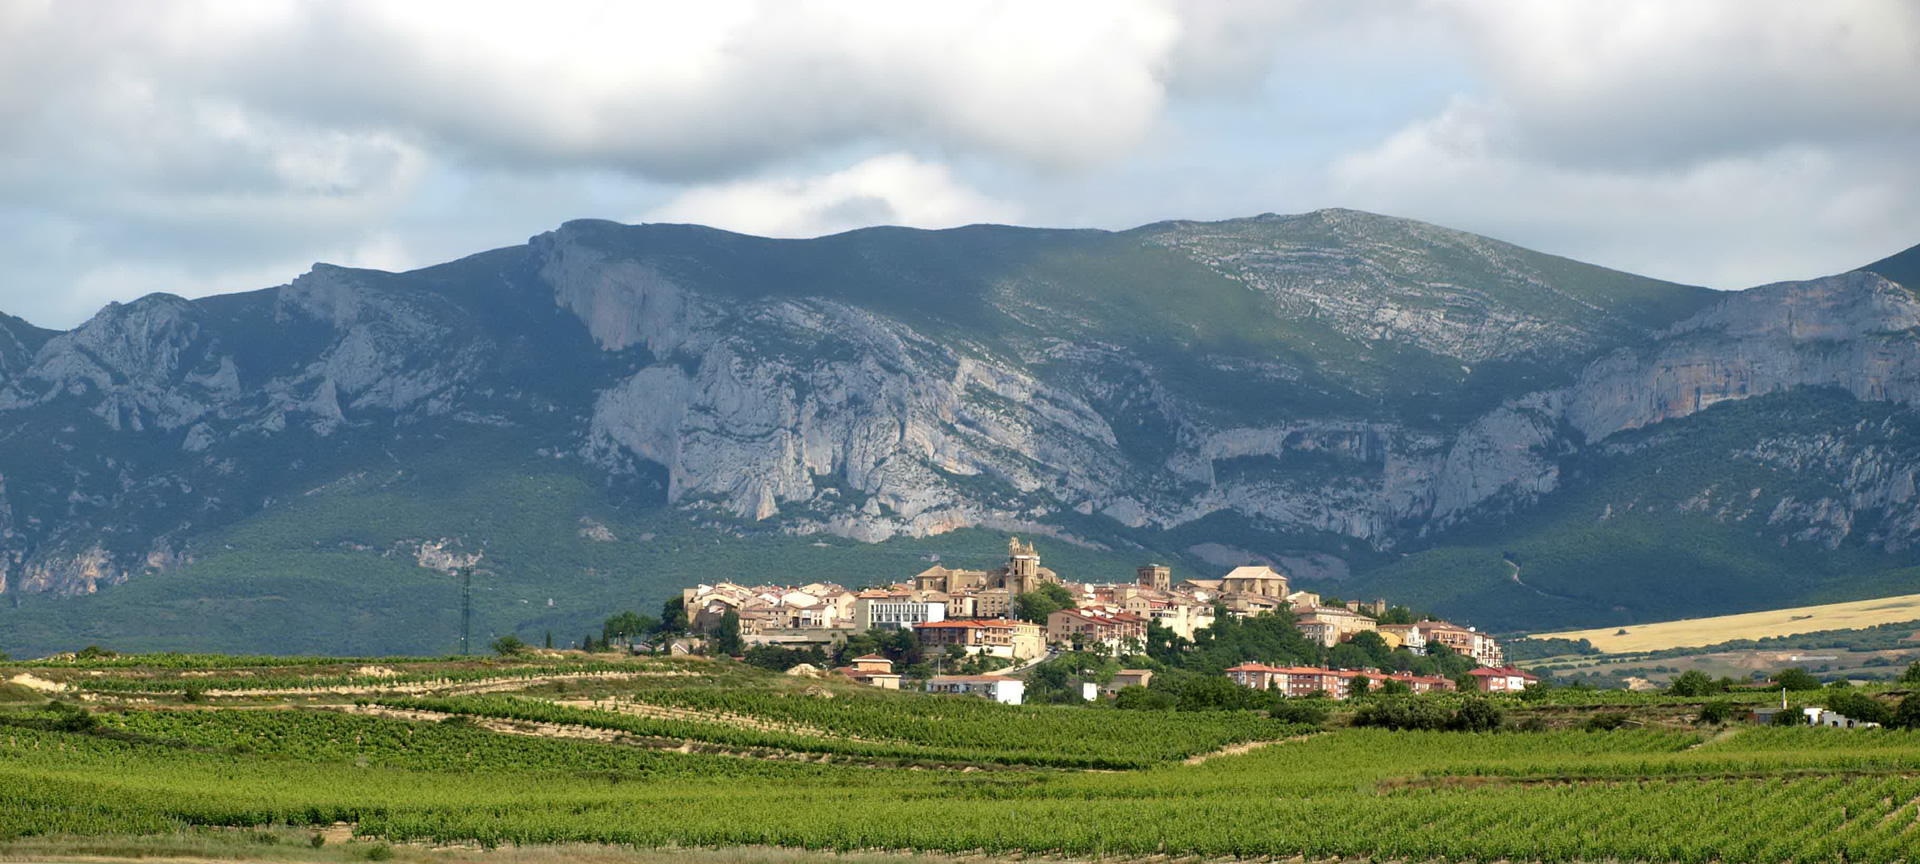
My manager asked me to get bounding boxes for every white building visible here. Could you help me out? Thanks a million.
[926,675,1025,705]
[854,597,948,631]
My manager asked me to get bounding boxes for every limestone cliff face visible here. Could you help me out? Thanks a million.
[1,212,1917,602]
[1566,272,1920,440]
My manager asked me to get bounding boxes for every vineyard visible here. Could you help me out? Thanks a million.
[6,653,1920,863]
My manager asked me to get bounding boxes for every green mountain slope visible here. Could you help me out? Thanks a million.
[1,211,1917,655]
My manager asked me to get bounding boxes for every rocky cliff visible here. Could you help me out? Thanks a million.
[3,211,1919,650]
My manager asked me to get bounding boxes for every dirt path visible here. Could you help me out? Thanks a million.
[1182,734,1313,765]
[552,698,852,740]
[7,673,70,694]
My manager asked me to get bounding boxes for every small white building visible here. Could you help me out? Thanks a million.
[854,597,948,631]
[926,675,1025,705]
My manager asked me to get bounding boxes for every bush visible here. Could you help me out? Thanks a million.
[1667,669,1723,697]
[1351,697,1453,731]
[490,635,529,656]
[1268,699,1330,727]
[1697,701,1734,725]
[1773,668,1822,691]
[182,683,208,703]
[1112,685,1174,711]
[1174,676,1269,712]
[1826,690,1892,725]
[363,842,394,861]
[1901,662,1920,686]
[1451,698,1503,732]
[1771,708,1806,726]
[1583,712,1629,732]
[310,834,326,849]
[1893,694,1920,730]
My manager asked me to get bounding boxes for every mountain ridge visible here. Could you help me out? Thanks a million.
[3,209,1918,656]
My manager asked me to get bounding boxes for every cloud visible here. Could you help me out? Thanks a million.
[1433,0,1920,169]
[1322,0,1920,286]
[1330,98,1920,287]
[645,154,1020,238]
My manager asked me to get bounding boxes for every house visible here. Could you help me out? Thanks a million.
[1466,667,1537,693]
[837,654,904,690]
[1111,669,1154,690]
[1047,607,1148,651]
[1422,621,1506,666]
[927,675,1024,705]
[1377,623,1428,654]
[1225,663,1345,698]
[913,619,1046,660]
[853,596,948,631]
[1225,664,1454,699]
[1219,565,1290,598]
[1294,605,1379,647]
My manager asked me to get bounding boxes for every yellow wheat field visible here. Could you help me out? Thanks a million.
[1528,592,1920,654]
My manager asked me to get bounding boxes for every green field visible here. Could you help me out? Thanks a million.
[7,652,1920,863]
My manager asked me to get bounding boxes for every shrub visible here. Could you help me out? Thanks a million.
[1696,701,1733,725]
[1893,694,1920,730]
[1667,670,1722,697]
[1268,699,1329,727]
[1771,708,1805,726]
[310,834,326,849]
[1826,690,1892,725]
[1112,685,1174,711]
[1583,712,1629,732]
[1773,668,1822,691]
[363,842,394,861]
[1351,697,1453,731]
[491,635,529,656]
[1451,698,1503,732]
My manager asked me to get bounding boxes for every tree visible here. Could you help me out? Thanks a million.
[659,598,689,636]
[1697,701,1734,725]
[1329,643,1373,671]
[1425,642,1476,679]
[1668,669,1722,697]
[1825,690,1892,725]
[1901,662,1920,686]
[1112,685,1173,711]
[490,635,528,656]
[1774,668,1822,691]
[1375,606,1418,626]
[1892,694,1920,730]
[1269,698,1330,726]
[602,611,659,650]
[1348,675,1372,698]
[1347,631,1393,667]
[713,610,745,656]
[543,632,553,650]
[1011,583,1076,624]
[1451,698,1503,732]
[1377,677,1412,697]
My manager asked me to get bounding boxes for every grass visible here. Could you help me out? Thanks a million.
[1533,592,1920,653]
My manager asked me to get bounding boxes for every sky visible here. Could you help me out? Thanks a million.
[2,0,1918,329]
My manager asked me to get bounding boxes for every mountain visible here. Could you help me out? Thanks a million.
[1864,241,1920,292]
[3,209,1919,656]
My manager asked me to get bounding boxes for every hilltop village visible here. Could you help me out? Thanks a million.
[679,538,1523,705]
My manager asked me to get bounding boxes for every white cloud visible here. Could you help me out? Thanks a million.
[1433,0,1920,169]
[645,154,1020,238]
[1330,98,1920,287]
[1320,0,1920,287]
